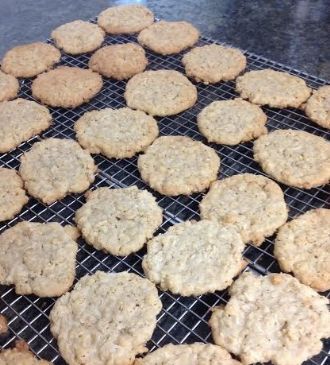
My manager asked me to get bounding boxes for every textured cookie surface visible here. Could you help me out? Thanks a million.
[138,21,199,55]
[125,70,197,116]
[138,136,220,195]
[197,98,267,145]
[1,42,61,78]
[209,272,330,365]
[253,129,330,188]
[0,98,52,152]
[143,220,245,296]
[98,4,154,34]
[183,44,246,84]
[0,348,51,365]
[0,221,78,297]
[75,186,162,256]
[0,167,28,222]
[305,85,330,129]
[51,20,105,55]
[32,66,103,108]
[89,43,147,80]
[0,70,19,102]
[274,208,330,292]
[50,271,162,365]
[236,69,311,108]
[75,107,158,159]
[200,173,288,245]
[19,138,96,204]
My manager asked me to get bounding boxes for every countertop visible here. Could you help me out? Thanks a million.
[1,0,329,80]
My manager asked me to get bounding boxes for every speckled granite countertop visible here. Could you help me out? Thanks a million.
[1,0,329,80]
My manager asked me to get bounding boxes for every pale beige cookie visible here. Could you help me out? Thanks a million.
[89,43,148,80]
[197,98,267,145]
[1,42,61,78]
[134,342,242,365]
[253,129,330,188]
[50,271,162,365]
[51,20,105,55]
[138,136,220,196]
[236,69,311,108]
[138,21,199,55]
[182,44,246,84]
[75,186,162,256]
[209,272,330,365]
[305,85,330,129]
[0,221,78,297]
[143,220,245,296]
[0,98,52,153]
[98,4,154,34]
[31,66,103,108]
[125,70,197,116]
[75,107,158,159]
[274,208,330,292]
[0,70,19,102]
[0,167,28,222]
[0,347,51,365]
[200,173,288,245]
[19,138,96,204]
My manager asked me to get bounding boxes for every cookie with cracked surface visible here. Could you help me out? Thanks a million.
[0,347,52,365]
[0,221,78,297]
[31,66,103,108]
[209,272,330,365]
[305,85,330,129]
[125,70,197,116]
[0,70,19,102]
[143,220,245,296]
[1,42,61,78]
[236,69,311,108]
[75,186,162,256]
[50,271,162,365]
[138,21,199,55]
[274,208,330,292]
[253,129,330,188]
[197,98,267,145]
[0,98,52,153]
[19,138,96,204]
[98,4,154,34]
[200,173,288,245]
[183,44,246,84]
[138,136,220,196]
[89,43,148,80]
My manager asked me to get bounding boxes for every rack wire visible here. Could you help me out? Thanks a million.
[0,20,329,365]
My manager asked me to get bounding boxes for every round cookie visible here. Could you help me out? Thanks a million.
[0,70,19,102]
[19,138,96,204]
[1,42,61,78]
[0,167,28,222]
[236,69,311,108]
[305,85,330,129]
[0,347,51,365]
[31,66,103,108]
[75,107,158,159]
[274,208,330,292]
[89,43,148,80]
[51,20,105,55]
[138,21,199,55]
[138,136,220,196]
[124,70,197,116]
[209,272,330,365]
[197,98,267,145]
[199,173,288,245]
[98,4,154,34]
[75,186,162,256]
[0,221,78,297]
[182,44,246,84]
[143,220,245,296]
[253,129,330,189]
[0,98,52,153]
[134,343,242,365]
[50,271,162,365]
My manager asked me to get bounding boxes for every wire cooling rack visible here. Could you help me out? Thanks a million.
[0,19,329,365]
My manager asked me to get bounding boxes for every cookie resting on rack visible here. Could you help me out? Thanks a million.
[305,85,330,129]
[0,70,19,102]
[0,347,52,365]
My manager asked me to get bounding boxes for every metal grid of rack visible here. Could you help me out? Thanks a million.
[0,21,329,365]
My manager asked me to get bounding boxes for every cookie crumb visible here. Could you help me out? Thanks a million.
[0,314,8,335]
